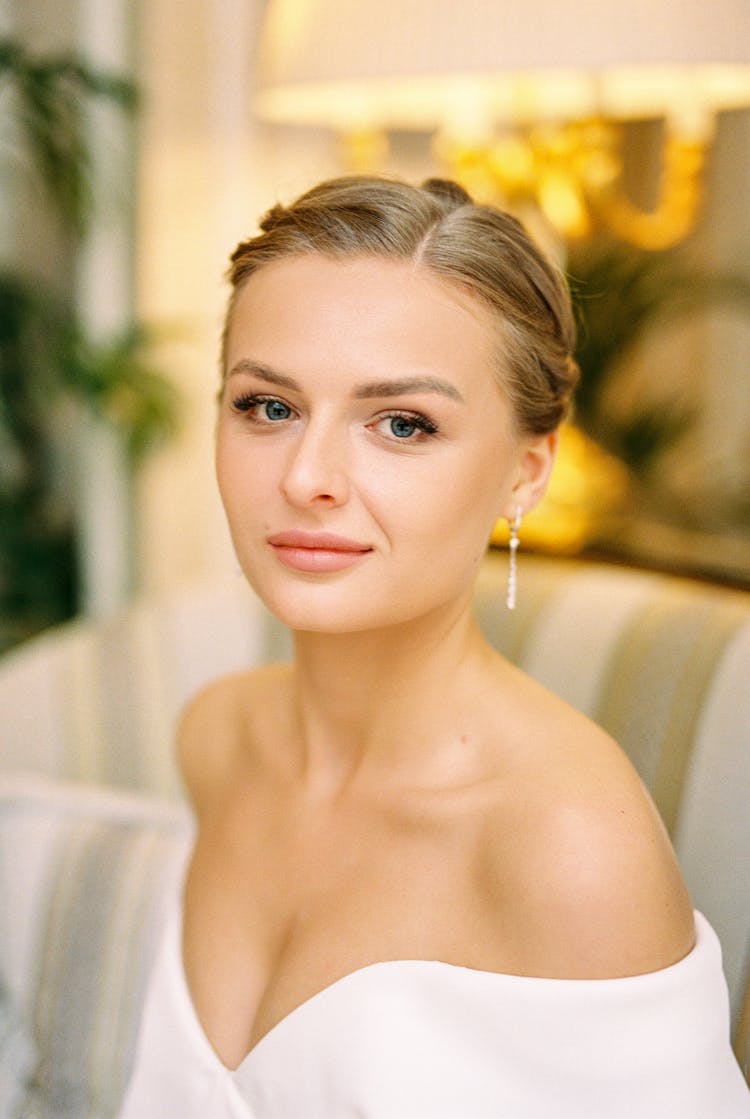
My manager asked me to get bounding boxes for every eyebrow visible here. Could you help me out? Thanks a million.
[226,360,465,404]
[227,360,299,391]
[353,377,464,403]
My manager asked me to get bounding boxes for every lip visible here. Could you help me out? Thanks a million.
[268,531,371,551]
[267,530,373,573]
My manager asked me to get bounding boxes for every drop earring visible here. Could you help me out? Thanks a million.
[506,506,522,611]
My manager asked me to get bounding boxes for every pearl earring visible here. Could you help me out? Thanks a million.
[506,506,522,611]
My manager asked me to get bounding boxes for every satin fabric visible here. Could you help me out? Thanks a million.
[118,906,750,1118]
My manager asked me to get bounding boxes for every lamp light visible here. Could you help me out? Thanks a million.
[254,0,750,247]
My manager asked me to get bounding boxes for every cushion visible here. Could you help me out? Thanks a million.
[0,977,34,1118]
[0,774,193,1118]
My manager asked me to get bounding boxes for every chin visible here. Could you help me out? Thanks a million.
[262,589,393,635]
[234,564,365,632]
[262,584,474,639]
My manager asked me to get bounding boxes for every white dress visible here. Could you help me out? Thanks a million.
[118,905,750,1118]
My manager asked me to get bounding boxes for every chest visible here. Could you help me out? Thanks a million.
[180,787,498,1068]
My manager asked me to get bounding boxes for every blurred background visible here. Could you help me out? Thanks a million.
[2,0,750,651]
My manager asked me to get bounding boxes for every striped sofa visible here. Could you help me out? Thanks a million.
[1,553,748,1115]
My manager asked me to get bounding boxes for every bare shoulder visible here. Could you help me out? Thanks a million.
[481,676,695,979]
[177,663,292,815]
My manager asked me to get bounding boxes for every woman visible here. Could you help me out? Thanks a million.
[120,176,750,1117]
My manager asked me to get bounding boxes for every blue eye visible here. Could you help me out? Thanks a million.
[389,416,418,439]
[263,399,291,421]
[375,411,439,442]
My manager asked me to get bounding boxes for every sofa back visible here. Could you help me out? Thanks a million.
[0,578,290,798]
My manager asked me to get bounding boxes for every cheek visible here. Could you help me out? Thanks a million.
[215,430,274,529]
[215,436,288,612]
[441,437,512,510]
[368,443,511,558]
[215,432,243,518]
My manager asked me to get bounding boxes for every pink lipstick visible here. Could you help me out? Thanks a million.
[267,531,372,573]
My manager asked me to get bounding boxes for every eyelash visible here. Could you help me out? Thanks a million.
[230,392,290,418]
[229,393,440,442]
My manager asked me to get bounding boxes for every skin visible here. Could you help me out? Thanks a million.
[179,253,695,1071]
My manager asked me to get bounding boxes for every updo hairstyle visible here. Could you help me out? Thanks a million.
[223,176,579,435]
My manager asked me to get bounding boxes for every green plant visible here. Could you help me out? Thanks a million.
[59,321,180,463]
[0,38,137,234]
[0,38,179,648]
[0,274,77,630]
[568,240,750,478]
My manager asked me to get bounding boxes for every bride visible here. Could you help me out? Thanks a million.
[119,176,749,1117]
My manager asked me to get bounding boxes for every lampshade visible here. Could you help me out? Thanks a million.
[255,0,750,135]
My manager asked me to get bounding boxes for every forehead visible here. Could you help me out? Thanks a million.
[225,254,499,385]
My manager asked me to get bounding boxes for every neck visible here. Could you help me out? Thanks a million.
[288,593,498,793]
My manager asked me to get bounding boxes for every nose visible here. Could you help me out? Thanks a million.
[280,418,350,509]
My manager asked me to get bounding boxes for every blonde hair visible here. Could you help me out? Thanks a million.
[223,176,579,434]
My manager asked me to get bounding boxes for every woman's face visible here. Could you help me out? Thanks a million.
[217,254,554,633]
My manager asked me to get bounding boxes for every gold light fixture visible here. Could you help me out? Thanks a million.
[254,0,750,248]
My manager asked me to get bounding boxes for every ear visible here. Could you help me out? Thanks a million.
[502,429,559,520]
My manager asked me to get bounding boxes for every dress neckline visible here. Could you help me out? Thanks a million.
[172,903,706,1076]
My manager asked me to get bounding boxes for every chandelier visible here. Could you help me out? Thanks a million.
[253,0,750,248]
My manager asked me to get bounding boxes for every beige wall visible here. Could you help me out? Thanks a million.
[135,0,341,593]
